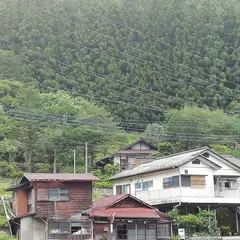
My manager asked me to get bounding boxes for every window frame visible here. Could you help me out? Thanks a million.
[48,221,70,234]
[135,181,153,191]
[48,189,70,201]
[116,184,131,194]
[163,176,179,189]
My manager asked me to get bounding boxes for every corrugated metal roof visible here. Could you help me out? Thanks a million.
[110,147,209,180]
[89,208,168,219]
[88,194,170,219]
[92,194,126,211]
[23,173,99,182]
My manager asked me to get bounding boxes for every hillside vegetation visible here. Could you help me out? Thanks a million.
[0,0,239,129]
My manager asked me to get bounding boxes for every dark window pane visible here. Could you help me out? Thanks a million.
[49,189,59,201]
[60,190,69,200]
[116,185,122,194]
[181,176,191,186]
[192,159,200,164]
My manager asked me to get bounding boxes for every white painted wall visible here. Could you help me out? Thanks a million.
[114,154,121,165]
[131,142,150,150]
[113,154,240,205]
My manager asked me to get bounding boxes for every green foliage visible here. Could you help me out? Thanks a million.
[0,81,129,175]
[0,232,17,240]
[168,208,218,237]
[0,0,239,127]
[157,142,176,156]
[92,164,120,188]
[92,189,103,202]
[144,107,240,150]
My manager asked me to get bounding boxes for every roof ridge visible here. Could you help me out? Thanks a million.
[153,146,209,161]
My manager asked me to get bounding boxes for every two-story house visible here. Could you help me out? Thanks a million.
[96,138,158,171]
[6,173,99,240]
[110,146,240,235]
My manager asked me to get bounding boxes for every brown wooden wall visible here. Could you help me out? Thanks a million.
[35,181,92,218]
[111,197,149,208]
[16,189,28,216]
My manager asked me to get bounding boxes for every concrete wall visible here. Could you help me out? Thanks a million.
[21,216,33,240]
[20,216,46,240]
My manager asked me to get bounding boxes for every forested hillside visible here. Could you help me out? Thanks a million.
[0,0,239,129]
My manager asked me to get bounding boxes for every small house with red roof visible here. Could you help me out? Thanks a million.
[85,194,171,240]
[6,173,99,240]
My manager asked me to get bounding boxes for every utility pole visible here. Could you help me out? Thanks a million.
[53,149,57,174]
[85,142,88,173]
[73,149,76,174]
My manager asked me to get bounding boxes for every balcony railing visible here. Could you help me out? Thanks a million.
[134,187,240,205]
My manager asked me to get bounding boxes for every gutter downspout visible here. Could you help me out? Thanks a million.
[173,168,182,209]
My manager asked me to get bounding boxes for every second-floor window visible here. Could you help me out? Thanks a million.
[116,184,130,194]
[49,189,69,201]
[163,175,205,188]
[135,181,153,191]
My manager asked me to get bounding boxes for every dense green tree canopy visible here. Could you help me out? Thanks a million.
[0,0,239,128]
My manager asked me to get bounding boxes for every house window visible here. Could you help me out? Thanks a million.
[192,159,200,164]
[157,223,171,239]
[224,179,237,190]
[116,184,130,194]
[117,224,127,240]
[49,189,69,201]
[181,175,205,187]
[163,176,179,188]
[49,222,70,234]
[71,222,81,234]
[135,181,153,191]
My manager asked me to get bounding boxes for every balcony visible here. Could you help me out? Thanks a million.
[135,187,240,205]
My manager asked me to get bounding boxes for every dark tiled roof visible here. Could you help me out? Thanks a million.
[23,173,99,182]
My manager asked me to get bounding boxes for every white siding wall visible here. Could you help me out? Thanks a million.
[113,168,179,195]
[114,154,121,165]
[180,161,215,188]
[113,155,240,205]
[131,143,150,150]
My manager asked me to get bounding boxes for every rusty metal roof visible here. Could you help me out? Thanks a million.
[22,173,99,182]
[88,194,170,219]
[92,194,127,211]
[89,208,169,219]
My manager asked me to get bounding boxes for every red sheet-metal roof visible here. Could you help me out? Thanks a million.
[22,173,99,182]
[92,194,127,211]
[89,208,168,219]
[88,194,170,220]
